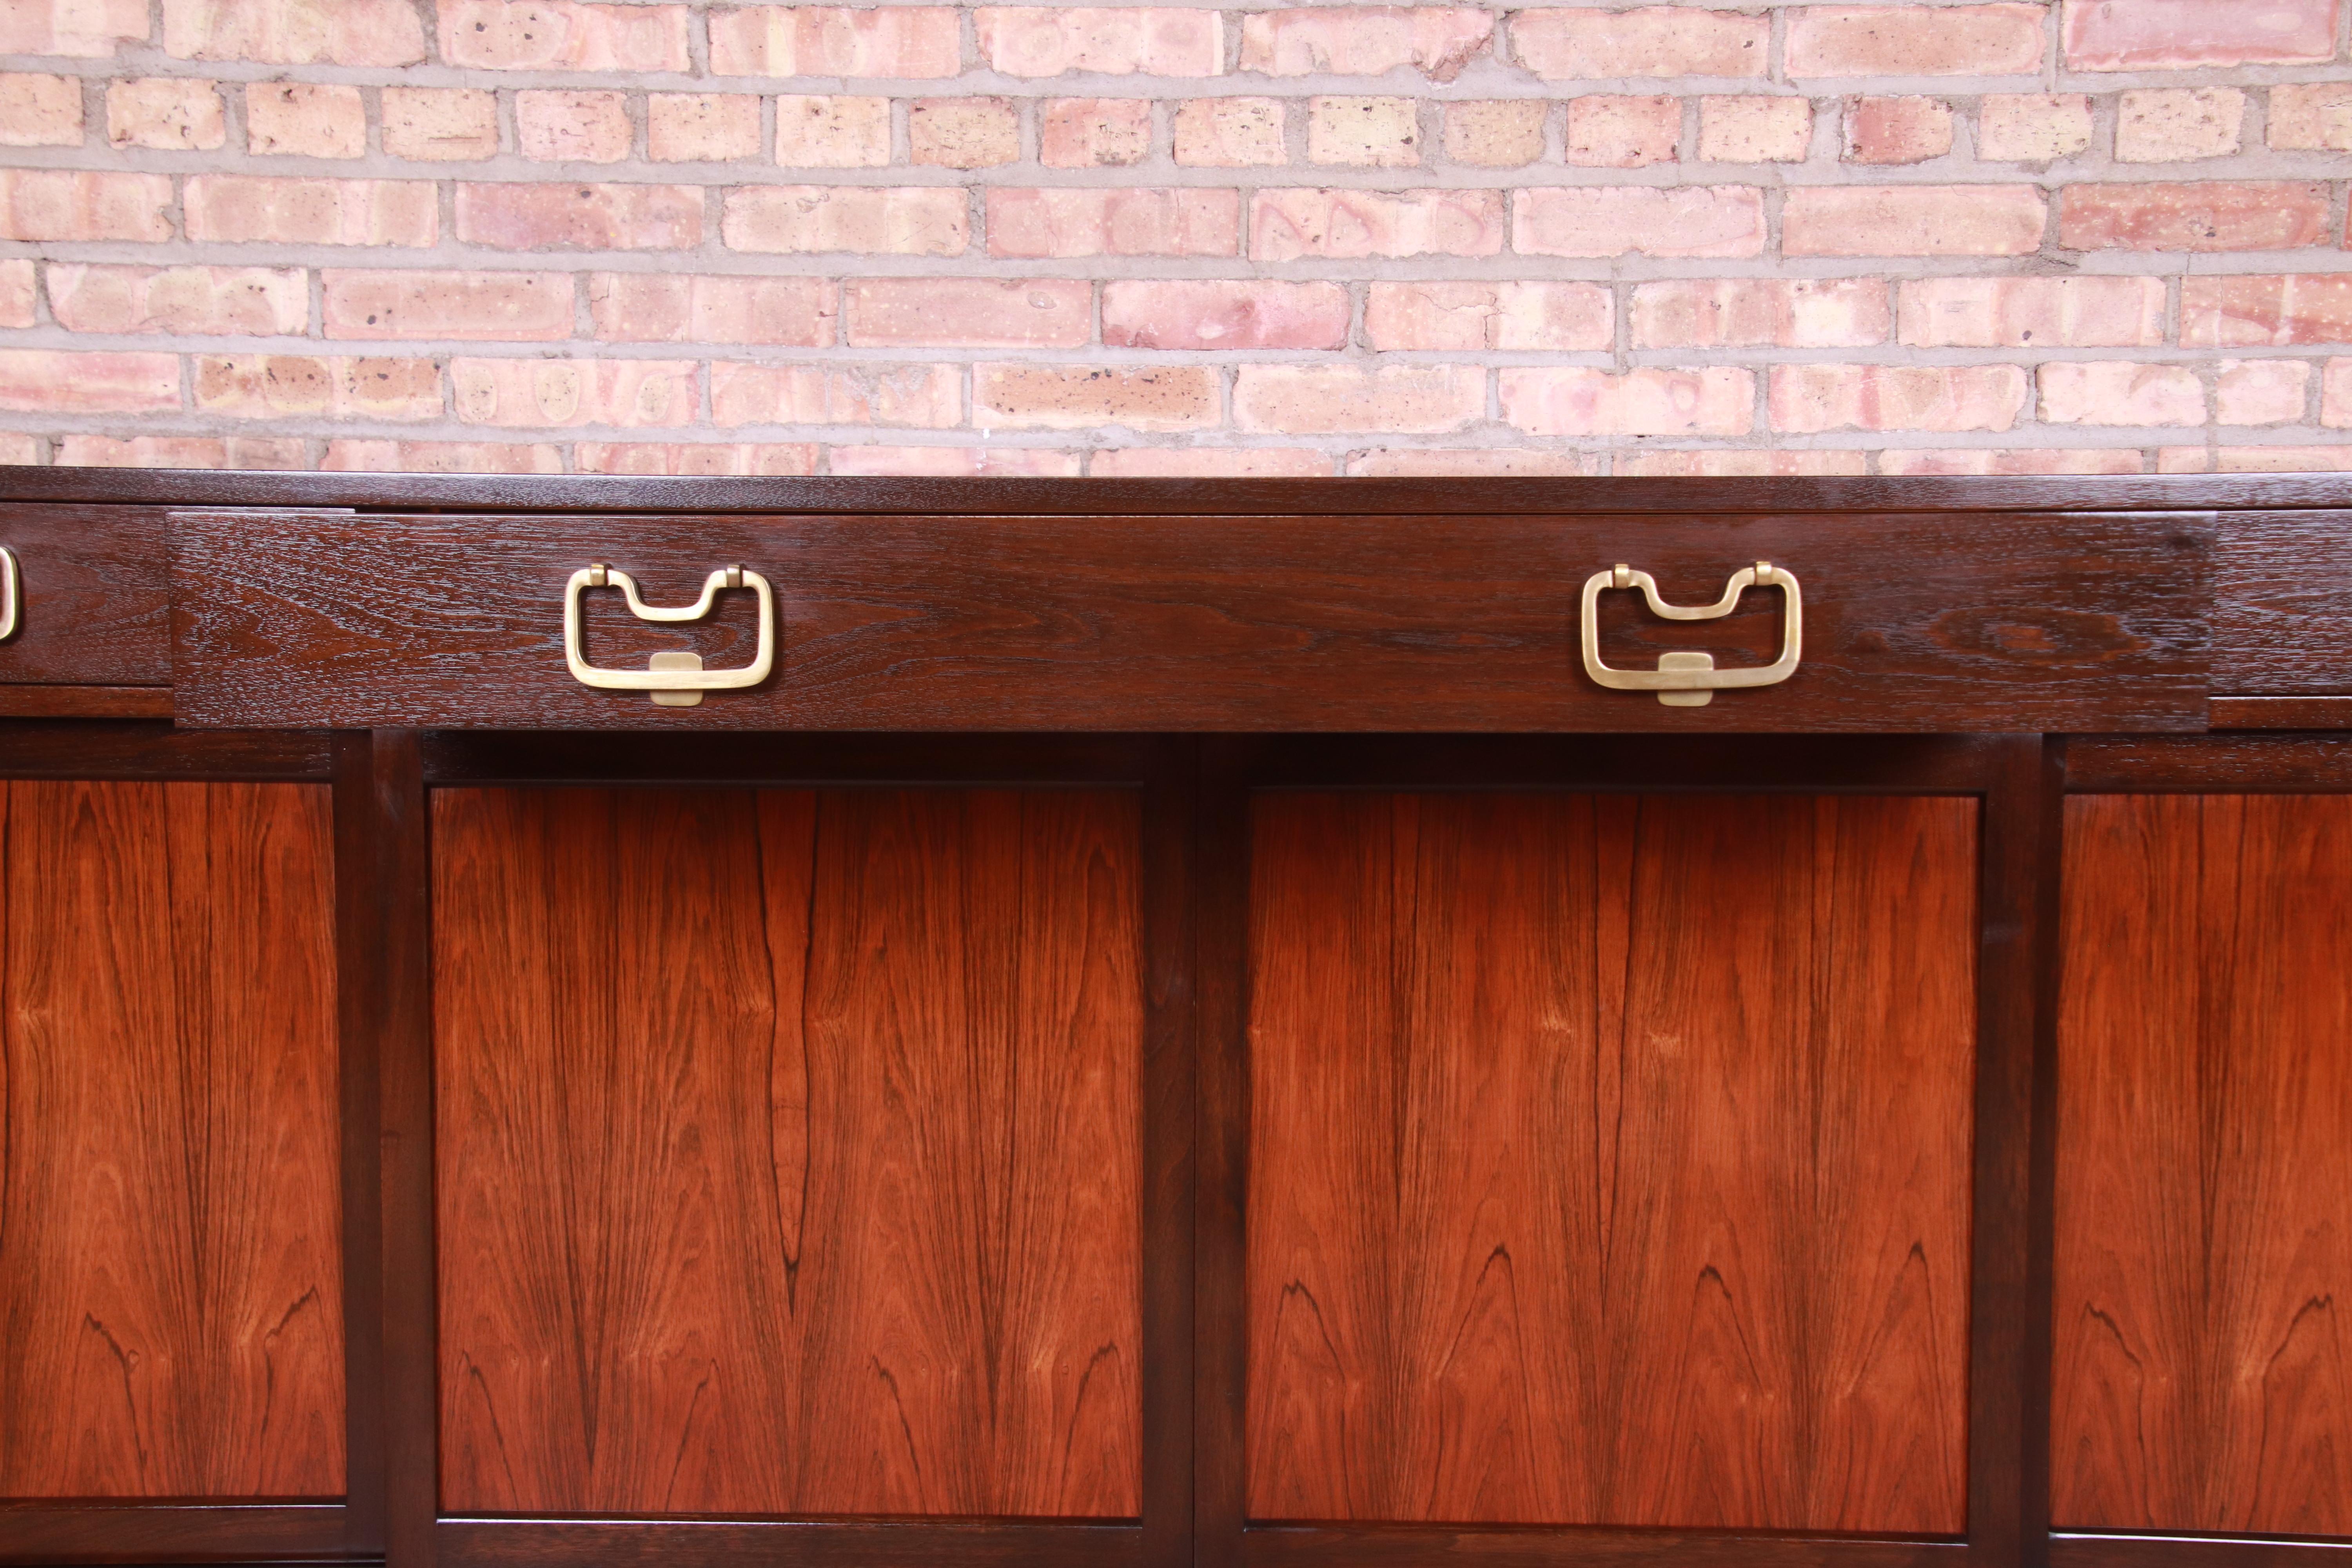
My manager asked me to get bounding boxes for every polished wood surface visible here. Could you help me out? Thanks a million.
[2212,511,2352,696]
[433,786,1143,1517]
[2053,793,2352,1535]
[0,779,343,1499]
[1245,792,1977,1532]
[0,505,169,687]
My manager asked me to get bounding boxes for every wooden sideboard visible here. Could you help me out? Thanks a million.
[2,470,2349,1568]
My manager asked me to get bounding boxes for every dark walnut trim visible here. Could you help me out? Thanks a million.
[0,1503,350,1566]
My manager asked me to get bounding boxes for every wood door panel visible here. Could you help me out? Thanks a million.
[1246,793,1976,1532]
[433,787,1144,1518]
[2054,794,2352,1535]
[0,780,343,1499]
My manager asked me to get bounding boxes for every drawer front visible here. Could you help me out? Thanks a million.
[0,503,169,686]
[171,509,2212,731]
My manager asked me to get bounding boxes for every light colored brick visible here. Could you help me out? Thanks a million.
[711,361,962,427]
[1240,7,1492,80]
[1566,95,1679,167]
[1043,99,1154,167]
[0,73,83,147]
[590,274,837,346]
[107,77,225,149]
[1785,184,2046,255]
[194,354,445,420]
[1103,279,1350,350]
[456,182,701,250]
[1631,278,1890,348]
[58,434,305,468]
[2066,0,2337,69]
[979,7,1221,75]
[1881,448,2145,475]
[2039,361,2206,425]
[1788,4,2046,76]
[163,0,421,65]
[0,434,38,464]
[1364,280,1613,350]
[245,82,364,158]
[2217,359,2312,424]
[0,260,33,328]
[439,0,688,71]
[0,169,172,241]
[2116,87,2245,162]
[0,0,147,56]
[1309,96,1422,166]
[1512,7,1768,79]
[517,90,632,164]
[575,443,818,475]
[648,94,760,163]
[725,186,967,255]
[1445,100,1546,167]
[1500,367,1753,436]
[1618,450,1871,477]
[1514,185,1765,259]
[848,276,1092,347]
[48,263,307,335]
[2183,274,2352,346]
[1092,447,1332,477]
[1349,448,1602,476]
[1977,94,2093,161]
[0,350,180,413]
[2268,83,2352,151]
[1699,96,1812,162]
[1769,363,2028,432]
[382,88,498,162]
[2164,444,2352,473]
[826,444,1082,476]
[911,96,1021,168]
[451,357,698,428]
[1174,98,1284,166]
[321,439,564,473]
[709,6,961,77]
[323,269,576,341]
[1846,96,1952,163]
[2059,181,2330,250]
[1898,277,2167,348]
[775,97,891,168]
[1234,363,1484,434]
[185,175,437,245]
[975,364,1219,432]
[989,187,1238,258]
[1254,187,1505,259]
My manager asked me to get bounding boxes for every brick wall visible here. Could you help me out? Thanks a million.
[1,0,2349,477]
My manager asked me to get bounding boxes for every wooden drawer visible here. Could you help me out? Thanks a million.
[169,508,2213,732]
[0,504,170,689]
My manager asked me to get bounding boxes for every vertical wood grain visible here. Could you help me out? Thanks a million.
[2054,793,2352,1536]
[0,779,344,1499]
[1245,792,1977,1533]
[433,787,1143,1518]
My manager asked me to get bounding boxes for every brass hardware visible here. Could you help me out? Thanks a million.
[563,562,775,706]
[1580,561,1801,707]
[0,545,18,642]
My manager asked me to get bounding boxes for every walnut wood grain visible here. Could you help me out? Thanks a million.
[0,505,169,686]
[1245,793,1976,1533]
[2054,793,2352,1536]
[2213,512,2352,696]
[433,786,1144,1517]
[0,780,343,1499]
[0,687,173,719]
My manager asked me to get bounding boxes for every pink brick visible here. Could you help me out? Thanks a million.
[2183,275,2352,346]
[1514,186,1765,259]
[1617,450,1872,477]
[439,0,689,71]
[1240,7,1492,80]
[245,82,364,158]
[518,90,632,163]
[382,87,498,162]
[185,176,436,245]
[1252,187,1505,259]
[724,186,967,255]
[974,364,1220,432]
[0,170,171,241]
[775,97,891,167]
[2039,361,2206,425]
[194,355,445,421]
[708,6,961,77]
[1787,4,2046,76]
[1784,185,2046,256]
[911,96,1021,169]
[324,270,577,341]
[48,263,308,335]
[1630,279,1890,348]
[1898,277,2167,348]
[58,435,305,469]
[590,274,837,346]
[1233,364,1484,434]
[1499,367,1754,437]
[0,259,33,328]
[2190,445,2352,473]
[1042,99,1154,167]
[0,73,83,146]
[1697,95,1813,162]
[2065,0,2337,69]
[848,277,1091,348]
[1880,448,2146,475]
[989,187,1239,258]
[1091,447,1332,477]
[1512,7,1768,78]
[162,0,421,65]
[1566,95,1680,167]
[826,445,1082,477]
[1103,279,1350,350]
[1769,364,2028,432]
[451,357,698,428]
[107,77,226,149]
[456,183,702,250]
[0,434,38,465]
[1364,281,1614,351]
[2216,359,2312,424]
[1348,448,1603,477]
[978,7,1222,75]
[0,350,180,413]
[648,94,762,162]
[1978,93,2094,161]
[711,361,962,428]
[2059,182,2330,251]
[1845,96,1954,163]
[575,443,819,476]
[2268,83,2352,151]
[1174,98,1285,165]
[321,439,564,474]
[0,0,147,56]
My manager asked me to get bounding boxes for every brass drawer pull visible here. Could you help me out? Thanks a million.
[563,562,775,708]
[0,544,18,642]
[1581,561,1801,707]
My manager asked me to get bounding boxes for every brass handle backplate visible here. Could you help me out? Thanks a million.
[563,562,775,707]
[0,544,18,642]
[1580,561,1801,707]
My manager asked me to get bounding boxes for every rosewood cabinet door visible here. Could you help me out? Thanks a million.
[432,786,1145,1519]
[1246,792,1978,1533]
